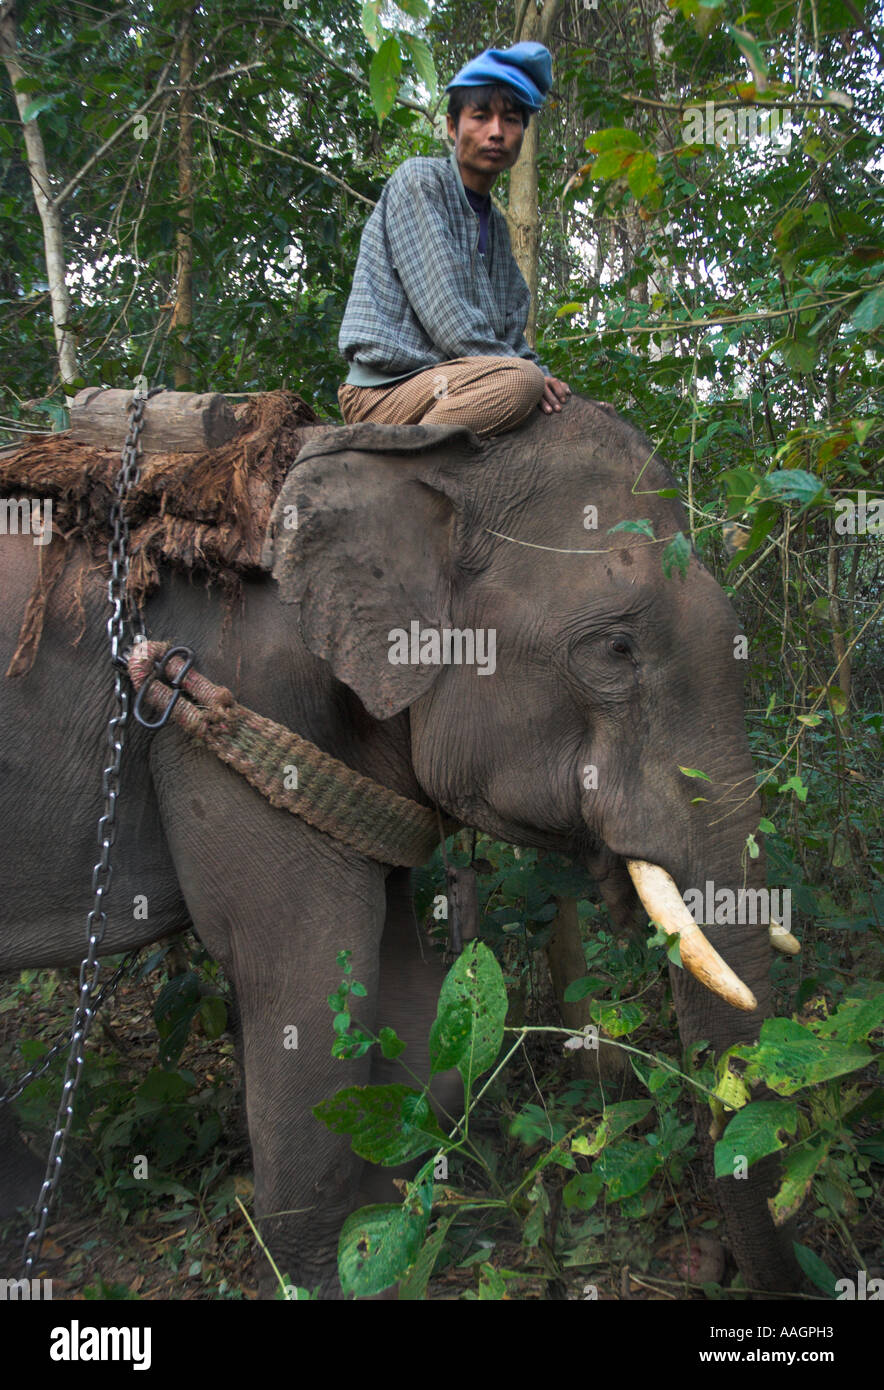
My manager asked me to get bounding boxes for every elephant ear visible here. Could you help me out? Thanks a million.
[262,422,483,720]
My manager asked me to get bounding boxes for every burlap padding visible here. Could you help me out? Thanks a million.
[1,390,323,591]
[128,641,444,866]
[2,399,479,679]
[2,391,325,675]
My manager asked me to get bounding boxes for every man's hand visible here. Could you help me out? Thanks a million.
[540,376,571,414]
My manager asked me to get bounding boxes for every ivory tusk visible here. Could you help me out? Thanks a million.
[770,920,801,954]
[626,859,758,1013]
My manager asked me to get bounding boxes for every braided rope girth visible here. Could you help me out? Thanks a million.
[127,641,443,867]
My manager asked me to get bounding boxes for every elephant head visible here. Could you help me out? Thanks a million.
[264,398,798,1290]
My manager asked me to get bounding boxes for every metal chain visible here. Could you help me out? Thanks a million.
[0,950,141,1106]
[20,384,164,1275]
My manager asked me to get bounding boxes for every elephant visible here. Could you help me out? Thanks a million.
[0,396,798,1297]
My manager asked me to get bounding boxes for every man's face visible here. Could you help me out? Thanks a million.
[446,93,525,193]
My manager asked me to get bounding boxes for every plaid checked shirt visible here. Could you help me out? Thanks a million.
[339,150,548,387]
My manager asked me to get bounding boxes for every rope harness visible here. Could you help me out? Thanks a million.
[128,640,447,868]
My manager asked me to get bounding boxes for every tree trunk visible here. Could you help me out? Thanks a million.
[827,517,852,728]
[547,894,629,1085]
[172,12,195,389]
[509,0,561,346]
[0,0,78,396]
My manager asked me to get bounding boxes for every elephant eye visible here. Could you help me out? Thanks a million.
[608,634,633,658]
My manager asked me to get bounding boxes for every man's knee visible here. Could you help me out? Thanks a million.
[441,357,545,437]
[480,357,545,434]
[507,358,546,409]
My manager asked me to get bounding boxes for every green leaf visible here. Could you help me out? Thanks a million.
[429,941,507,1095]
[713,1055,751,1112]
[793,1242,839,1298]
[850,285,884,332]
[679,766,711,781]
[369,36,401,124]
[198,995,227,1039]
[851,418,876,445]
[589,1000,646,1037]
[770,1139,831,1225]
[477,1263,508,1298]
[778,774,808,802]
[135,1068,195,1108]
[361,0,382,47]
[555,301,586,317]
[826,685,848,718]
[400,33,436,93]
[584,1099,655,1156]
[563,1171,604,1209]
[762,469,826,509]
[562,975,609,1002]
[626,151,660,200]
[523,1176,550,1248]
[813,993,884,1045]
[21,95,55,123]
[393,0,430,14]
[313,1084,446,1165]
[338,1199,429,1297]
[647,1055,680,1094]
[713,1100,798,1177]
[759,818,776,833]
[667,934,683,968]
[662,530,690,578]
[398,1215,454,1299]
[594,1139,659,1200]
[745,832,760,860]
[585,127,645,153]
[719,466,761,511]
[778,334,816,375]
[608,518,655,537]
[591,149,632,180]
[724,24,769,90]
[379,1026,406,1059]
[736,1017,874,1095]
[725,500,779,571]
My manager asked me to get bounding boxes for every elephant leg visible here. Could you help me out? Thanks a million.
[232,901,386,1299]
[359,866,462,1207]
[149,736,391,1298]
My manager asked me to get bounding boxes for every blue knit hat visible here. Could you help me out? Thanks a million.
[445,42,553,114]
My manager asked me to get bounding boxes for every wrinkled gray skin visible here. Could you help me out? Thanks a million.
[0,399,797,1296]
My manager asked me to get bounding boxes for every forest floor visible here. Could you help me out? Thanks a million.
[0,939,879,1303]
